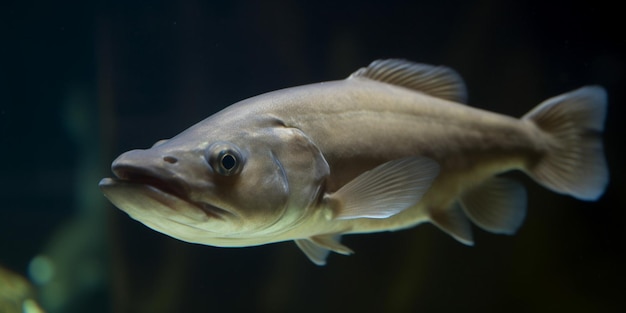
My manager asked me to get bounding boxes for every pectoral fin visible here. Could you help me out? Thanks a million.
[295,234,353,266]
[325,157,440,220]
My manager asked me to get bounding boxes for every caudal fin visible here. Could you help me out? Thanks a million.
[523,86,608,201]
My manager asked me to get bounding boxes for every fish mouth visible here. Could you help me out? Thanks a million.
[102,165,233,221]
[113,165,186,201]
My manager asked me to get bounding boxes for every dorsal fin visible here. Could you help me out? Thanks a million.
[348,59,468,103]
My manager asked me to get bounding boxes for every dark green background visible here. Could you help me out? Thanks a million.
[1,1,624,312]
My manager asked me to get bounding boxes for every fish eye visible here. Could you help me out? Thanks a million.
[206,142,244,176]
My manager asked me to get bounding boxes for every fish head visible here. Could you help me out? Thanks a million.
[99,117,329,246]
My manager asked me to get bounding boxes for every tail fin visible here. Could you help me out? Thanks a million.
[523,86,608,201]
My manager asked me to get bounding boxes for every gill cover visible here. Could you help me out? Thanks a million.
[257,125,330,232]
[208,123,330,237]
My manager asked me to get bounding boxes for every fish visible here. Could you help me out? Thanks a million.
[99,59,609,265]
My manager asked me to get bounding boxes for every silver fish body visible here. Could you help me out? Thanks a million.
[100,59,608,265]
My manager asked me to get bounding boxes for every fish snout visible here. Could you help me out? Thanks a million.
[110,149,189,199]
[111,149,181,175]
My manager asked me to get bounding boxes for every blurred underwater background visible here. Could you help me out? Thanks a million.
[1,0,624,312]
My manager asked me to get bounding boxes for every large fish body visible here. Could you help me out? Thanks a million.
[99,59,608,265]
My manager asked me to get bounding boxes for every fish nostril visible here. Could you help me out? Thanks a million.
[163,156,178,164]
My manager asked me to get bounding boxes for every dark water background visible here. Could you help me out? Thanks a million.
[1,1,624,312]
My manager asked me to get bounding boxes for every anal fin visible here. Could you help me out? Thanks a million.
[429,203,474,245]
[460,177,527,235]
